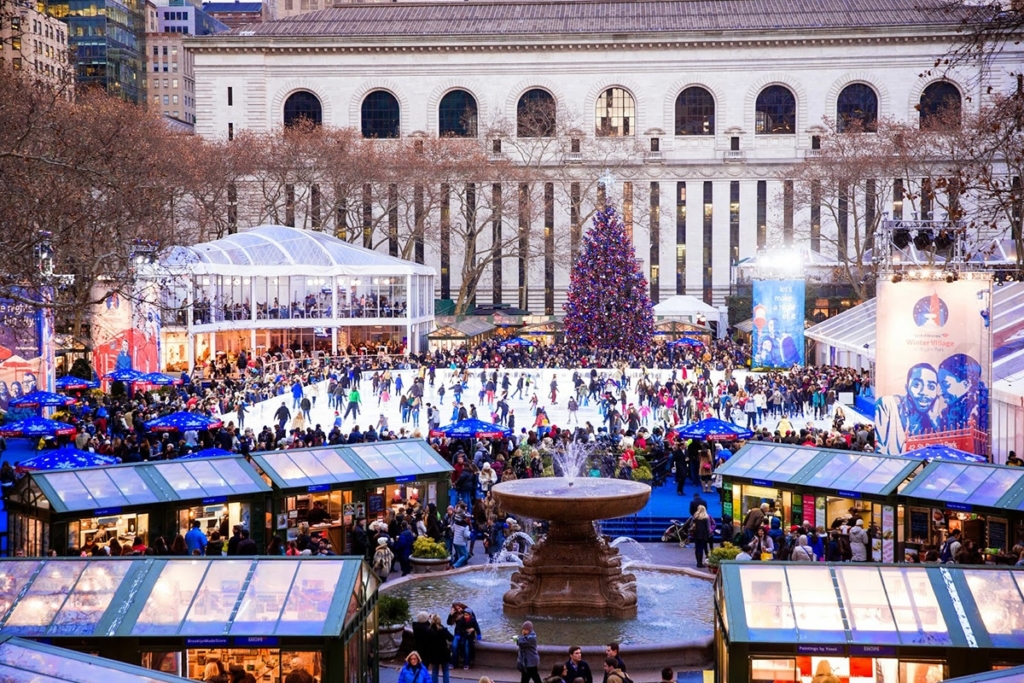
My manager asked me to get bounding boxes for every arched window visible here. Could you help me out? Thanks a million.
[836,83,878,132]
[517,89,555,137]
[361,90,400,139]
[438,89,478,137]
[755,85,796,134]
[283,90,322,127]
[674,86,715,135]
[919,81,962,129]
[595,87,635,137]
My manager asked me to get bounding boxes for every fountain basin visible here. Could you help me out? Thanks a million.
[491,478,651,523]
[382,564,714,670]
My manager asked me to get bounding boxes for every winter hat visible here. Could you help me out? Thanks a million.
[855,519,864,526]
[377,537,389,546]
[521,621,534,632]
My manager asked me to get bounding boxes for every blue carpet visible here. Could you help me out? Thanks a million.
[639,480,723,521]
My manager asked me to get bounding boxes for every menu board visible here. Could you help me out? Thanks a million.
[989,519,1008,552]
[803,496,816,528]
[909,508,929,544]
[367,494,385,516]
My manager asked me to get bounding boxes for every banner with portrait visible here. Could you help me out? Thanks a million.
[751,280,805,369]
[91,285,161,377]
[0,291,47,412]
[874,279,992,456]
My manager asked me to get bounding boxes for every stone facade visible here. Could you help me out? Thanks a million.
[186,0,1023,312]
[1,0,71,87]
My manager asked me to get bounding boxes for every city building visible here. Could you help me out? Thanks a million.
[44,0,146,102]
[144,0,226,124]
[201,0,262,29]
[186,0,1023,313]
[0,0,71,87]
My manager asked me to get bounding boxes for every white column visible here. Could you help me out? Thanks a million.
[685,180,703,296]
[712,179,732,307]
[739,179,759,261]
[187,333,195,374]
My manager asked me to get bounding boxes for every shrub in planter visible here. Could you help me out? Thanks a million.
[706,542,742,569]
[412,536,449,560]
[631,465,653,482]
[377,595,411,628]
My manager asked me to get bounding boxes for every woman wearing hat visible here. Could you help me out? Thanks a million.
[372,537,394,582]
[515,621,542,683]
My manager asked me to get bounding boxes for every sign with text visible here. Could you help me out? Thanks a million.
[752,280,805,369]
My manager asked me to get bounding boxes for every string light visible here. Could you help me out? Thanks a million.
[562,206,655,353]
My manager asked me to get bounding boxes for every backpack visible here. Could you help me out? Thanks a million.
[939,539,955,563]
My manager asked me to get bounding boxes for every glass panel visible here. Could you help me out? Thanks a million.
[913,464,963,497]
[73,470,128,509]
[132,561,208,635]
[825,454,878,490]
[805,453,858,488]
[107,466,159,506]
[720,445,775,477]
[5,561,87,634]
[0,663,39,682]
[0,561,41,618]
[395,442,447,473]
[878,567,950,644]
[287,450,334,484]
[971,469,1024,507]
[942,466,992,503]
[744,448,788,480]
[49,561,131,635]
[153,463,203,498]
[834,567,899,644]
[352,447,402,478]
[186,461,233,497]
[372,443,421,474]
[43,472,97,510]
[262,453,312,487]
[962,570,1024,647]
[785,566,844,640]
[739,566,795,636]
[857,458,909,494]
[180,560,249,635]
[215,459,262,493]
[312,449,359,481]
[0,642,177,683]
[277,561,344,635]
[230,561,299,634]
[768,449,819,479]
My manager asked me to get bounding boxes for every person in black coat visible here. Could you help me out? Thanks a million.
[672,446,688,495]
[689,493,708,517]
[421,613,454,683]
[565,647,593,683]
[350,517,369,558]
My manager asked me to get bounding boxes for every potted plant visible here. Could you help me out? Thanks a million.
[706,542,742,574]
[410,536,450,574]
[376,594,410,659]
[631,465,653,485]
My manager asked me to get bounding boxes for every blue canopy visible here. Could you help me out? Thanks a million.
[177,447,233,459]
[500,337,534,347]
[430,418,511,439]
[8,391,74,409]
[17,447,118,471]
[902,444,988,464]
[104,368,145,383]
[139,372,182,386]
[144,411,223,432]
[0,416,76,438]
[55,376,99,390]
[667,338,704,347]
[675,417,754,441]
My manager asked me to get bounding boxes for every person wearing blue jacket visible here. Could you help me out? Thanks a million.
[516,621,542,683]
[394,522,416,576]
[397,652,432,683]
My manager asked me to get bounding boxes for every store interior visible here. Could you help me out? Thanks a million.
[751,656,946,683]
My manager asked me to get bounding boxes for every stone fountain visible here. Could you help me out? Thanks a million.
[491,476,651,619]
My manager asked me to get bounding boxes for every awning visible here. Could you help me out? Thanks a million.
[899,459,1024,511]
[804,299,877,358]
[653,294,719,318]
[427,318,495,339]
[0,636,187,682]
[716,442,920,497]
[252,440,452,490]
[0,556,374,638]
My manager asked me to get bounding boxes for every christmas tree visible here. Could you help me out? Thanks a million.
[562,206,655,353]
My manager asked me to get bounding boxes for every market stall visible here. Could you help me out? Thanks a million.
[715,562,1024,683]
[0,556,378,683]
[898,460,1024,563]
[717,443,921,561]
[252,440,451,553]
[5,455,271,556]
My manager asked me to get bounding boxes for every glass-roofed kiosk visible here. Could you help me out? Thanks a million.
[716,443,924,562]
[6,455,273,557]
[154,225,436,371]
[716,562,1024,683]
[0,556,377,683]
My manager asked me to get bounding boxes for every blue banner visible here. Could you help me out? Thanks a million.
[751,280,805,369]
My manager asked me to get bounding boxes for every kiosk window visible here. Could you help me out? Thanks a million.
[278,561,344,635]
[835,566,899,643]
[180,561,249,635]
[132,563,206,635]
[50,561,131,635]
[231,562,298,634]
[107,466,159,505]
[5,561,86,634]
[962,570,1024,647]
[74,470,129,507]
[880,568,949,644]
[45,472,97,509]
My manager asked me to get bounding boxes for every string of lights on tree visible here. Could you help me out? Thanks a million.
[562,206,655,354]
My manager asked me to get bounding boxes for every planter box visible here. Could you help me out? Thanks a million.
[410,557,450,574]
[378,624,405,660]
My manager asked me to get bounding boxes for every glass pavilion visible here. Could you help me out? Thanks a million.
[0,636,190,682]
[715,562,1024,683]
[0,556,377,683]
[154,225,436,370]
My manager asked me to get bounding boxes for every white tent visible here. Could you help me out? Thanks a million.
[653,295,719,319]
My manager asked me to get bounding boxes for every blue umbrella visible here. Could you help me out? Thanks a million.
[667,338,703,348]
[500,337,534,348]
[675,417,754,441]
[139,372,183,386]
[55,376,99,391]
[16,447,118,472]
[105,368,145,383]
[144,411,223,432]
[177,447,233,459]
[8,391,75,409]
[0,416,77,438]
[430,418,511,439]
[903,444,988,464]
